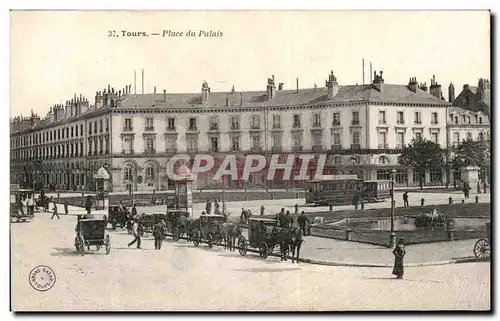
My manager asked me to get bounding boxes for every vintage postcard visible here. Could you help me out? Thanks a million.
[9,10,491,311]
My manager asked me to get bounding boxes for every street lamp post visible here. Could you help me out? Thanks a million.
[389,168,397,248]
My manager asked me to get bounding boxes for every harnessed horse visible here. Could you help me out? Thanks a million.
[273,227,303,263]
[221,222,242,251]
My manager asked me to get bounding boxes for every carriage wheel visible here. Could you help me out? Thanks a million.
[76,235,85,256]
[474,238,490,260]
[192,229,200,247]
[172,227,180,242]
[259,242,269,259]
[238,236,248,256]
[207,233,214,248]
[105,235,111,255]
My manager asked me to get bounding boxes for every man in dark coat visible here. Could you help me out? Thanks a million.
[206,200,212,214]
[297,211,310,236]
[64,200,69,215]
[84,196,92,214]
[392,238,406,279]
[402,192,409,208]
[276,208,285,226]
[153,220,166,250]
[131,204,138,217]
[51,203,60,220]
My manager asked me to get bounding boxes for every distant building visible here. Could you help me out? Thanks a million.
[446,106,491,184]
[10,70,488,192]
[449,78,491,115]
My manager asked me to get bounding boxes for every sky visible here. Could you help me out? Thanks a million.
[10,10,490,118]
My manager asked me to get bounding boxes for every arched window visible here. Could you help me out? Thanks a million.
[146,165,155,181]
[378,156,390,164]
[350,156,361,165]
[479,132,484,141]
[124,165,133,181]
[334,156,342,165]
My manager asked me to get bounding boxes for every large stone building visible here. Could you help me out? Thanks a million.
[10,70,490,192]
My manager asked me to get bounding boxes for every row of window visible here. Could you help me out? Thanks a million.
[450,113,484,125]
[11,118,110,149]
[11,138,111,161]
[452,131,488,146]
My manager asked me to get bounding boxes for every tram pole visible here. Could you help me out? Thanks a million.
[389,168,397,248]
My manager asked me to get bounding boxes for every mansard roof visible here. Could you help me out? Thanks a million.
[118,83,449,109]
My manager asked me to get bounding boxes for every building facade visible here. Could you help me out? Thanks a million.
[10,71,490,192]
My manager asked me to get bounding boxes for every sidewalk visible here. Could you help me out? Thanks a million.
[298,236,482,267]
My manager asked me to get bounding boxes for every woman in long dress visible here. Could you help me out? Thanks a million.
[392,238,406,279]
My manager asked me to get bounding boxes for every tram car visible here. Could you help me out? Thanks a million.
[10,185,35,223]
[305,176,390,206]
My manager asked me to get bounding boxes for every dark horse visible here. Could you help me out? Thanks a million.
[278,227,304,263]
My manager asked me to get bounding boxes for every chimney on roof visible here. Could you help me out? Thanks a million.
[296,78,299,93]
[326,70,339,99]
[408,77,418,92]
[231,86,235,94]
[313,83,317,92]
[266,75,276,100]
[278,83,284,90]
[419,82,428,92]
[163,90,166,102]
[226,97,229,107]
[240,93,243,106]
[154,86,156,94]
[429,75,442,98]
[448,83,455,102]
[373,70,384,92]
[201,81,210,104]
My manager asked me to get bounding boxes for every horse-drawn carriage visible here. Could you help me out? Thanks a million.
[238,217,304,262]
[165,210,191,241]
[473,222,490,260]
[237,217,283,259]
[74,216,111,256]
[108,205,131,229]
[191,214,227,248]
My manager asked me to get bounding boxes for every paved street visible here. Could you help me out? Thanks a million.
[11,211,490,311]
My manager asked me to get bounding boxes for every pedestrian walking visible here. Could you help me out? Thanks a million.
[131,204,137,217]
[403,192,409,208]
[294,203,299,214]
[153,220,166,250]
[260,205,265,216]
[483,181,487,194]
[477,182,481,194]
[128,218,142,249]
[64,199,69,215]
[392,238,406,279]
[206,200,212,214]
[51,203,60,220]
[297,211,310,236]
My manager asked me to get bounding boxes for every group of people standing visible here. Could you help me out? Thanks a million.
[204,198,227,215]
